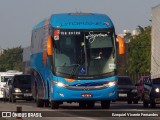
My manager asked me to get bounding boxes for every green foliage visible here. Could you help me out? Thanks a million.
[0,46,23,71]
[126,26,151,74]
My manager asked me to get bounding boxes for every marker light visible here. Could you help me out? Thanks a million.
[155,88,160,92]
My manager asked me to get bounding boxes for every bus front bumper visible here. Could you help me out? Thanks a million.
[50,85,117,101]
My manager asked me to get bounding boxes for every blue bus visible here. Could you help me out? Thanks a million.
[30,13,125,109]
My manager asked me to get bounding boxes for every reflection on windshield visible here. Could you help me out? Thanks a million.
[54,30,116,77]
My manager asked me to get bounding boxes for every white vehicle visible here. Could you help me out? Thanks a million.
[0,70,22,99]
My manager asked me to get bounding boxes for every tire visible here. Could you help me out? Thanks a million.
[133,100,138,104]
[127,100,132,104]
[9,94,11,102]
[11,95,16,103]
[44,100,50,107]
[151,101,156,108]
[86,101,95,109]
[36,89,44,107]
[79,101,87,109]
[101,100,110,109]
[36,96,44,107]
[143,100,148,108]
[51,101,59,109]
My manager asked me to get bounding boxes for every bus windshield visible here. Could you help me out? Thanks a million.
[1,76,13,82]
[54,30,116,77]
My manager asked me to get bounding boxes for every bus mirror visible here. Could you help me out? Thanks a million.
[116,35,125,55]
[47,36,53,56]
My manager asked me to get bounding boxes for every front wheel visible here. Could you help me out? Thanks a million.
[11,95,16,103]
[51,101,59,109]
[143,100,148,108]
[127,99,132,104]
[151,101,156,108]
[101,100,110,109]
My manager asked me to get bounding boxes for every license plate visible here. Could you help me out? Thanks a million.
[81,93,92,98]
[119,93,127,97]
[24,93,32,97]
[155,98,160,103]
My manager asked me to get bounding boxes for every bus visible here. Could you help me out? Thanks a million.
[0,70,22,99]
[30,13,125,109]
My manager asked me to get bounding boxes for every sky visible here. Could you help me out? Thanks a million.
[0,0,159,49]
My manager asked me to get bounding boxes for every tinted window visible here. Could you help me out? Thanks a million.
[152,78,160,84]
[14,75,31,85]
[118,77,133,85]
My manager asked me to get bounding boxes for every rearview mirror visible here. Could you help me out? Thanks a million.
[116,35,125,55]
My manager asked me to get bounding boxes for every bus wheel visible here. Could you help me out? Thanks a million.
[86,101,95,109]
[79,101,87,109]
[36,92,44,107]
[101,100,110,109]
[51,101,59,109]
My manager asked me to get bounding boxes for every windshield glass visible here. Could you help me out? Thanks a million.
[118,77,133,85]
[152,78,160,84]
[54,30,116,77]
[1,76,13,82]
[14,76,31,85]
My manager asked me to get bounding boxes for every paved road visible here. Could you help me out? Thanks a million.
[0,100,160,120]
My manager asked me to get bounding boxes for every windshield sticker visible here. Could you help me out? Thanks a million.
[79,67,86,74]
[54,30,60,40]
[85,31,108,43]
[109,64,116,69]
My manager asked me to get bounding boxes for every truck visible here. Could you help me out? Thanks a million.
[151,4,160,79]
[0,70,22,99]
[144,4,160,107]
[30,13,125,109]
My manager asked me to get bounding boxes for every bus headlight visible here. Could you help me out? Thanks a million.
[57,82,65,87]
[14,88,21,93]
[53,81,66,88]
[104,81,116,87]
[155,88,160,93]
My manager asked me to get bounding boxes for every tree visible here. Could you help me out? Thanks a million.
[126,26,151,74]
[0,46,23,71]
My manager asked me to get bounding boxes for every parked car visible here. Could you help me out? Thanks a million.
[136,76,150,100]
[117,76,139,104]
[143,77,160,108]
[8,74,33,102]
[3,79,12,101]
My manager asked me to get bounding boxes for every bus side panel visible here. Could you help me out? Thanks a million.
[30,53,46,99]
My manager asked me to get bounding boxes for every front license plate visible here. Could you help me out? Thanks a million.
[119,93,127,97]
[24,93,32,97]
[155,98,160,103]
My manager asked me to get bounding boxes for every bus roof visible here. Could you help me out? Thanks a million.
[33,13,114,30]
